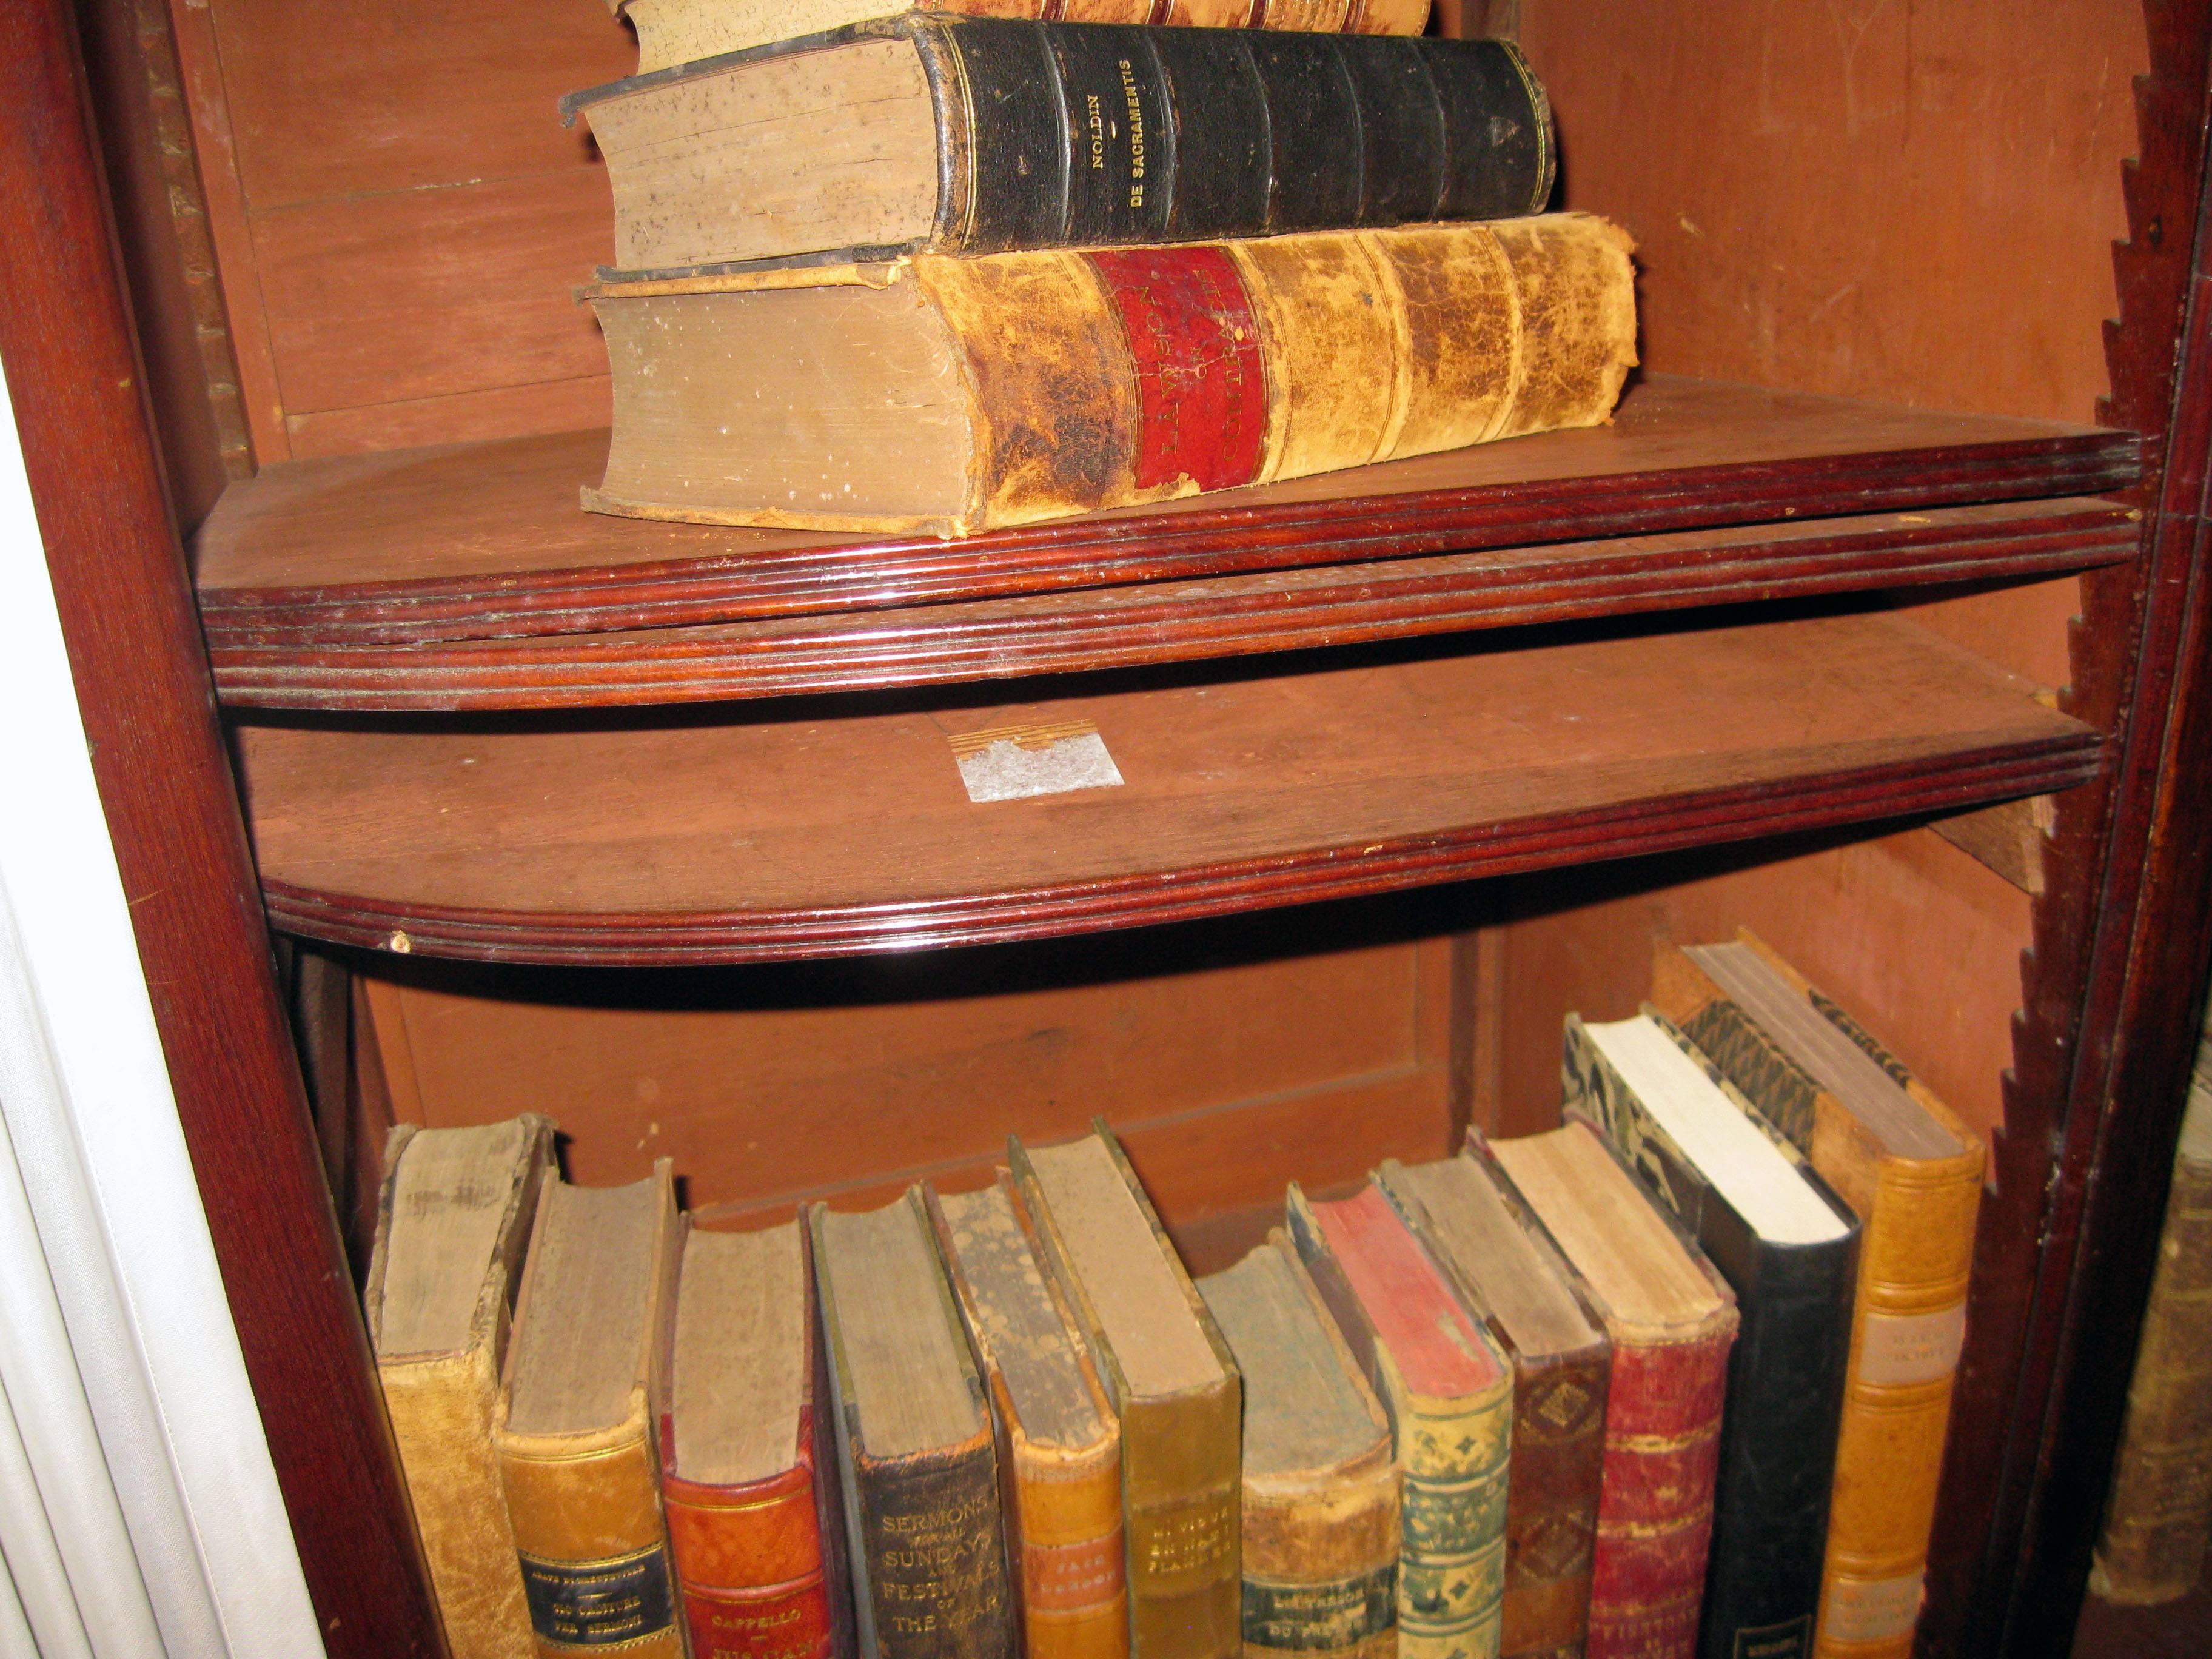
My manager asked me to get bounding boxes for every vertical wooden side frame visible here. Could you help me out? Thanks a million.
[1925,4,2212,1655]
[0,3,439,1654]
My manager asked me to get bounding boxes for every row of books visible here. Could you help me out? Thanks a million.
[367,932,1982,1659]
[557,4,1638,535]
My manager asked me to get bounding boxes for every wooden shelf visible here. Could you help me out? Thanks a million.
[234,611,2099,965]
[211,497,2137,710]
[194,376,2139,651]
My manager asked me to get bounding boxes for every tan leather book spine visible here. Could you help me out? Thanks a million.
[493,1165,684,1659]
[1651,936,1985,1659]
[367,1119,556,1659]
[1013,1125,1244,1659]
[1235,1236,1399,1659]
[926,1181,1129,1659]
[2091,1074,2212,1604]
[587,214,1632,537]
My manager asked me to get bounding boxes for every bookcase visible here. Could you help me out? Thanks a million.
[10,1,2212,1657]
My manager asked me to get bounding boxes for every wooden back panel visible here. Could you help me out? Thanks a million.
[169,0,632,463]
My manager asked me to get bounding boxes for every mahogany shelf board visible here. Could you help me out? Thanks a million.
[193,375,2141,648]
[235,611,2101,965]
[211,497,2139,711]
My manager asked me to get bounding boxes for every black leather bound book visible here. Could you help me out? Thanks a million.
[1562,1015,1860,1659]
[564,19,1555,276]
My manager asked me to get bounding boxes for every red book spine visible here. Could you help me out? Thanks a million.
[661,1407,838,1659]
[1585,1325,1734,1659]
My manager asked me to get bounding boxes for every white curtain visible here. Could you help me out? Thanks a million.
[0,367,325,1657]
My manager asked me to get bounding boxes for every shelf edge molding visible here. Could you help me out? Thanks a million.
[209,498,2140,711]
[257,738,2100,965]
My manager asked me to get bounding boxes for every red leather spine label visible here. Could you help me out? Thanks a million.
[680,1575,836,1659]
[1024,1526,1127,1614]
[1586,1332,1732,1659]
[1084,246,1267,494]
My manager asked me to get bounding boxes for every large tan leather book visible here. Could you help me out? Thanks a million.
[583,213,1636,537]
[1650,933,1984,1659]
[1012,1121,1243,1659]
[492,1161,683,1658]
[366,1117,556,1659]
[606,0,1433,79]
[930,1176,1128,1659]
[2091,1070,2212,1603]
[1197,1233,1397,1659]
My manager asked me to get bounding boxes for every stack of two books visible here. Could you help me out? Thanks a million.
[563,2,1639,537]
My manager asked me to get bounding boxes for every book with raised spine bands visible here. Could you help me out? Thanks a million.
[606,0,1435,79]
[2091,1069,2212,1603]
[585,213,1635,537]
[366,1116,556,1659]
[659,1218,853,1659]
[566,20,1543,274]
[1487,1123,1738,1659]
[811,1190,1015,1659]
[1564,1015,1860,1659]
[1379,1150,1612,1659]
[1285,1181,1513,1659]
[493,1162,684,1659]
[928,1175,1129,1659]
[1649,933,1984,1659]
[1011,1122,1243,1659]
[1197,1232,1398,1659]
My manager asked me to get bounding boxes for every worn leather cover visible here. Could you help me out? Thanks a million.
[2091,1073,2212,1603]
[612,0,1433,81]
[367,1118,557,1659]
[1284,1185,1513,1659]
[571,21,1548,272]
[1012,1123,1244,1659]
[491,1162,683,1659]
[1207,1235,1398,1659]
[659,1222,852,1659]
[1648,936,1985,1659]
[1492,1123,1740,1659]
[927,1177,1130,1659]
[586,213,1635,537]
[1564,1024,1858,1659]
[1379,1152,1614,1659]
[811,1198,1015,1659]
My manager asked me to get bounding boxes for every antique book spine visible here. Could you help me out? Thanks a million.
[1002,1421,1128,1659]
[1241,1430,1398,1659]
[1012,1130,1243,1659]
[367,1119,554,1659]
[586,213,1635,537]
[495,1412,684,1659]
[1650,941,1986,1657]
[1562,1033,1858,1659]
[847,1435,1014,1659]
[1583,1316,1733,1659]
[2091,1074,2212,1604]
[663,1460,836,1659]
[614,0,1435,81]
[1283,1193,1513,1659]
[575,22,1546,273]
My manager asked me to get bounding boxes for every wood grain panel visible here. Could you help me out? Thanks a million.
[362,927,1448,1218]
[1483,825,2038,1145]
[206,0,626,207]
[286,375,613,461]
[251,169,611,414]
[1518,0,2143,424]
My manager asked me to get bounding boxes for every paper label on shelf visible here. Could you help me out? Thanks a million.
[948,719,1125,803]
